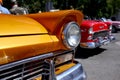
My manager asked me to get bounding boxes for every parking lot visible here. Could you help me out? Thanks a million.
[75,32,120,80]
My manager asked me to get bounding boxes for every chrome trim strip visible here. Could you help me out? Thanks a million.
[0,33,48,38]
[56,63,86,80]
[53,50,73,56]
[0,53,53,71]
[49,60,57,80]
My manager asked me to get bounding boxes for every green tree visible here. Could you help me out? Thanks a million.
[3,0,120,18]
[19,0,46,13]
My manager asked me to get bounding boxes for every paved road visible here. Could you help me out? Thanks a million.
[75,32,120,80]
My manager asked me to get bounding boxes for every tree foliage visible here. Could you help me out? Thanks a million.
[2,0,120,18]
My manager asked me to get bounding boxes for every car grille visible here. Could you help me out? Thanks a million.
[93,31,109,39]
[0,53,53,80]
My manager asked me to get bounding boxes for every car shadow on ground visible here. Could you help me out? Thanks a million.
[75,46,107,59]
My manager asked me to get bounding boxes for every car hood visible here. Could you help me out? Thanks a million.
[0,14,59,65]
[0,14,48,36]
[110,21,120,24]
[109,21,120,26]
[81,20,108,32]
[81,20,101,28]
[0,10,83,65]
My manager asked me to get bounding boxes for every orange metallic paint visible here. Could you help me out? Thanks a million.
[0,10,83,65]
[0,35,59,65]
[25,10,83,50]
[55,63,75,75]
[34,77,42,80]
[25,10,83,35]
[0,14,48,36]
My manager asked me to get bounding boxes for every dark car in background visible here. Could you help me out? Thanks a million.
[101,18,120,33]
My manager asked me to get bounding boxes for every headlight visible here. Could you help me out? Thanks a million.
[109,25,112,30]
[62,21,81,49]
[89,27,94,34]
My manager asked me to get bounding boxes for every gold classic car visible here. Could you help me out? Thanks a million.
[0,10,86,80]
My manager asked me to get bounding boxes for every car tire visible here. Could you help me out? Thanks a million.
[112,26,117,33]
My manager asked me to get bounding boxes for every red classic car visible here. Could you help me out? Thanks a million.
[79,20,115,49]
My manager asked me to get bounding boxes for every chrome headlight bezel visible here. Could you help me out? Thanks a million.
[89,27,94,34]
[62,21,81,49]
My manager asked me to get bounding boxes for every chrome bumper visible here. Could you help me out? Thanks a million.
[56,63,86,80]
[80,35,115,49]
